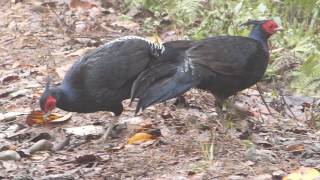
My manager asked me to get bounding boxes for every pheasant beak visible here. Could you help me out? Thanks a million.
[43,110,51,122]
[274,26,284,31]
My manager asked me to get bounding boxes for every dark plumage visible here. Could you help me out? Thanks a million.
[131,20,282,113]
[39,36,194,140]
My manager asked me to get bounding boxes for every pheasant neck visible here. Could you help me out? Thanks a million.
[249,26,269,53]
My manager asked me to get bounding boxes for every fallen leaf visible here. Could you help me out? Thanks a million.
[9,89,31,99]
[286,143,305,153]
[69,0,97,10]
[30,153,50,161]
[127,132,157,145]
[2,124,25,138]
[283,167,320,180]
[0,112,28,121]
[0,74,19,84]
[75,154,99,164]
[0,89,14,98]
[26,111,72,126]
[50,113,72,123]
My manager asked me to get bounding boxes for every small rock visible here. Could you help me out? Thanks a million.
[40,174,74,180]
[227,175,246,180]
[126,6,140,17]
[3,124,25,138]
[64,125,104,136]
[20,139,53,156]
[52,136,70,152]
[0,150,21,160]
[0,112,27,122]
[119,116,144,124]
[8,21,18,31]
[254,174,272,180]
[75,21,87,33]
[75,38,99,46]
[12,175,33,180]
[246,147,277,163]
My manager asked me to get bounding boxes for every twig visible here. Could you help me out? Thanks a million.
[46,4,73,37]
[256,84,273,117]
[307,98,320,128]
[279,92,299,121]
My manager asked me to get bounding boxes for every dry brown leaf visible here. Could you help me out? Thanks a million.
[51,113,73,123]
[286,143,305,153]
[69,0,97,10]
[0,74,19,84]
[75,154,99,164]
[127,132,157,145]
[283,167,320,180]
[26,111,72,126]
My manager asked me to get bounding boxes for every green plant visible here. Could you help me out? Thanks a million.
[125,0,202,26]
[124,0,320,95]
[291,54,320,96]
[201,141,215,161]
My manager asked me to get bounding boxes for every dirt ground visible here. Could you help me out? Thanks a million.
[0,1,319,179]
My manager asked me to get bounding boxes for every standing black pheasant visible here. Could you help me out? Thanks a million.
[131,20,282,114]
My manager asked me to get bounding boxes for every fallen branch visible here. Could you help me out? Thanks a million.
[256,84,273,117]
[277,89,299,121]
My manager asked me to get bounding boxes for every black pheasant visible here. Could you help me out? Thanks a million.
[131,20,282,114]
[39,36,194,141]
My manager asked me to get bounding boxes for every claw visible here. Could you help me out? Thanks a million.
[98,116,119,142]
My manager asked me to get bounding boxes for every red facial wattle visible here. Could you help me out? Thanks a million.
[262,20,279,35]
[44,95,57,113]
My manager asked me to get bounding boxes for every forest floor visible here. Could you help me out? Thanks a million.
[0,1,319,179]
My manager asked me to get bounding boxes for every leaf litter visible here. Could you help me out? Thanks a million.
[0,0,319,179]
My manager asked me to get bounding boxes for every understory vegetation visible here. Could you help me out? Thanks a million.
[124,0,320,96]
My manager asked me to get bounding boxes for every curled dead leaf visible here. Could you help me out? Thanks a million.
[50,113,72,123]
[0,74,19,84]
[127,132,158,145]
[26,111,72,126]
[282,167,320,180]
